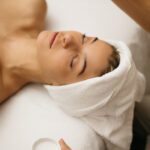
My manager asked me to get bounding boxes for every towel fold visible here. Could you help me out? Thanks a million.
[44,40,145,150]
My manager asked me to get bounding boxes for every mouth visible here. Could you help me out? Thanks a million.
[50,32,59,48]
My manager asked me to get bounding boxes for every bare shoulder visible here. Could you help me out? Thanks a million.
[0,0,47,36]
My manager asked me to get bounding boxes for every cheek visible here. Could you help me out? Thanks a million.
[49,55,74,84]
[37,47,75,84]
[42,51,73,85]
[50,53,70,76]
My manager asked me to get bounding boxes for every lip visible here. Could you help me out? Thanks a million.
[50,32,59,48]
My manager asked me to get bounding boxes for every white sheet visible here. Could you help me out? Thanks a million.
[0,84,104,150]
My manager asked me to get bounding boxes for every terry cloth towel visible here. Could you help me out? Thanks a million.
[44,40,145,150]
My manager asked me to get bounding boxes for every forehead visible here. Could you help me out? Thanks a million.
[84,39,112,57]
[83,40,113,75]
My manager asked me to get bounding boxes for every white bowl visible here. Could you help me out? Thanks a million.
[32,138,61,150]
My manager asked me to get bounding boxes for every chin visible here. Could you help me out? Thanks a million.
[37,31,49,44]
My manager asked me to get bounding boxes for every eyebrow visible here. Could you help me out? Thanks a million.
[78,56,87,76]
[82,34,86,44]
[91,37,98,44]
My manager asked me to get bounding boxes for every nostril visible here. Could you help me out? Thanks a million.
[62,37,67,48]
[62,34,72,48]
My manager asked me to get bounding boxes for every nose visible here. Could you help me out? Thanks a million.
[61,34,73,48]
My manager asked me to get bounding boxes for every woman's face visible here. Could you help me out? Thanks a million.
[37,31,113,85]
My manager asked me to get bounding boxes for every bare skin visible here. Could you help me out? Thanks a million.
[0,0,47,103]
[112,0,150,33]
[59,139,72,150]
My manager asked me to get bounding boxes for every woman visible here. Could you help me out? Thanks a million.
[0,0,147,150]
[0,1,120,149]
[0,0,119,103]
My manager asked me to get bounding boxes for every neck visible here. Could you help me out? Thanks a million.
[2,34,48,84]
